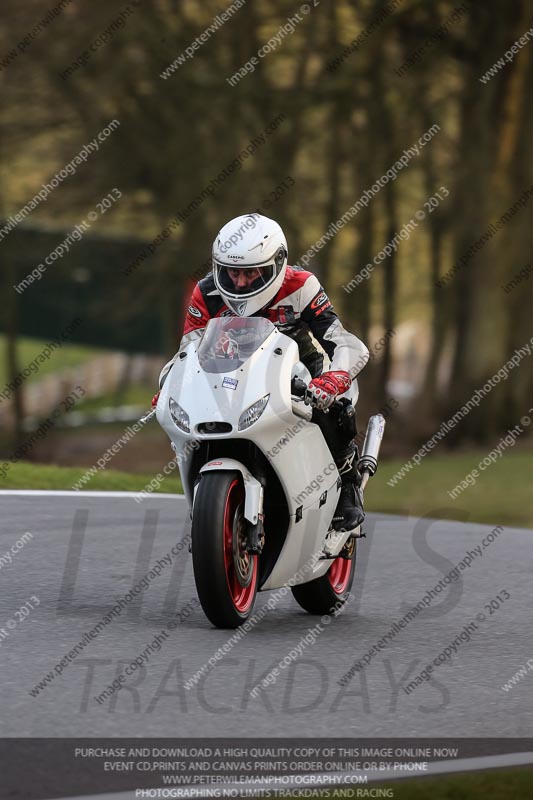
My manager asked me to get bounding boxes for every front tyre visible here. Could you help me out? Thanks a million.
[291,538,356,615]
[192,471,259,628]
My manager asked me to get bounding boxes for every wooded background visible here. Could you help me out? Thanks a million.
[1,0,532,454]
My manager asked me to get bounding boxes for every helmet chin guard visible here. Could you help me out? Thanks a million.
[213,213,288,316]
[228,298,250,317]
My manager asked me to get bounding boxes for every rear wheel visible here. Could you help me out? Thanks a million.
[291,536,356,615]
[192,471,259,628]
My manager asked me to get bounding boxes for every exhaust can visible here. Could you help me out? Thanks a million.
[359,414,386,478]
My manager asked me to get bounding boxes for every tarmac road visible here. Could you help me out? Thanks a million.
[0,491,532,738]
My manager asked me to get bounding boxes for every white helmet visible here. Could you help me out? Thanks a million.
[212,213,288,317]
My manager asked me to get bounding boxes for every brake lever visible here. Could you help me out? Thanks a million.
[139,408,158,425]
[291,377,343,414]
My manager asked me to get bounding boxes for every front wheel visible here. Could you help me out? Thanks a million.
[291,538,356,615]
[192,471,259,628]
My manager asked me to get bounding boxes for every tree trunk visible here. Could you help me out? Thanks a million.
[374,63,398,398]
[0,116,24,449]
[420,108,449,413]
[448,2,523,440]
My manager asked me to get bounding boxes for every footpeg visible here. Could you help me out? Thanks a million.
[320,526,365,560]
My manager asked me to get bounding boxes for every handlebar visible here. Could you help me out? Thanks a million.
[290,376,344,414]
[291,376,308,398]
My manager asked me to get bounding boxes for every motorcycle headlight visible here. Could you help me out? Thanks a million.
[238,394,270,431]
[169,398,190,432]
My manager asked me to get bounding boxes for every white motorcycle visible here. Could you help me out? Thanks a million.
[155,316,384,629]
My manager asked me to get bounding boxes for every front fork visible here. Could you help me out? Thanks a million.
[246,512,265,555]
[194,454,266,555]
[245,446,265,555]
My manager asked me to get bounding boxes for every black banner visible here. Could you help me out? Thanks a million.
[1,738,532,799]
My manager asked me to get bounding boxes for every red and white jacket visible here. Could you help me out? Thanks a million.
[161,267,369,387]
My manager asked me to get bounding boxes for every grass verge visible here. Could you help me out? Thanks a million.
[366,448,533,528]
[0,461,181,493]
[1,449,533,528]
[308,766,533,799]
[0,334,102,387]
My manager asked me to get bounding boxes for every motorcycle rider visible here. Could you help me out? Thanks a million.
[155,213,369,531]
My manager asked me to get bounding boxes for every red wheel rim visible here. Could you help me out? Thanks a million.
[223,479,258,613]
[328,556,353,595]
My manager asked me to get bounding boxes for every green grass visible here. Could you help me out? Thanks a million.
[0,334,103,387]
[309,768,533,799]
[0,461,182,493]
[366,448,533,528]
[2,448,533,529]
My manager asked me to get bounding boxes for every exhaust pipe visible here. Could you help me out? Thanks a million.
[358,414,386,490]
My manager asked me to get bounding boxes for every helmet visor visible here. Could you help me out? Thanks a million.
[214,247,286,300]
[214,263,276,298]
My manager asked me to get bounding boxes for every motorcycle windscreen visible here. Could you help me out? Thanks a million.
[197,316,275,374]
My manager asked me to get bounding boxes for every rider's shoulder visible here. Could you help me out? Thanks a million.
[196,272,217,294]
[284,265,320,289]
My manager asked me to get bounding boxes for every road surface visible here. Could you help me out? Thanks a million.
[0,491,531,738]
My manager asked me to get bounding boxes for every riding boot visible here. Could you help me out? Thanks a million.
[332,448,365,532]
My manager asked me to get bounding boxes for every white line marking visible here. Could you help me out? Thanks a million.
[0,490,184,498]
[44,751,533,800]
